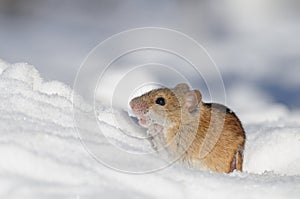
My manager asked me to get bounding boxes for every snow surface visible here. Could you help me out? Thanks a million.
[0,59,300,198]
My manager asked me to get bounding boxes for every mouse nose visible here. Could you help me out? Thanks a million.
[130,101,147,113]
[129,101,136,110]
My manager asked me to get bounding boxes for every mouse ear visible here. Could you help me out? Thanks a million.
[174,83,190,93]
[184,90,202,112]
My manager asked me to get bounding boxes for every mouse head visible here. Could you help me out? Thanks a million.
[129,83,202,128]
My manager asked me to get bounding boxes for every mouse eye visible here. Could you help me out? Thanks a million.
[155,97,166,106]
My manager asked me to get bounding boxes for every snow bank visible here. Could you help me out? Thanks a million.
[0,59,300,198]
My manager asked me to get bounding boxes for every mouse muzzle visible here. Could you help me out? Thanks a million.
[129,100,151,127]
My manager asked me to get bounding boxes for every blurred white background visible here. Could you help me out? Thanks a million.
[0,0,299,114]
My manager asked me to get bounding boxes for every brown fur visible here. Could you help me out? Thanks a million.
[130,83,246,173]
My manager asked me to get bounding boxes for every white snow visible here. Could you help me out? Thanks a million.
[0,59,300,198]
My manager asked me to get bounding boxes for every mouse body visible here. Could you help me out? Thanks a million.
[130,83,246,173]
